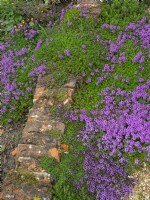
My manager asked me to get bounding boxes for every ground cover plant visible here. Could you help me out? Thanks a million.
[0,0,66,124]
[1,0,150,199]
[38,2,150,200]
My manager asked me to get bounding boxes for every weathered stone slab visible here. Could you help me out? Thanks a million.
[0,128,4,135]
[48,120,65,134]
[21,131,56,146]
[67,88,74,100]
[1,170,52,200]
[13,144,48,160]
[23,121,42,133]
[27,109,50,122]
[17,157,43,172]
[33,85,48,102]
[64,80,76,88]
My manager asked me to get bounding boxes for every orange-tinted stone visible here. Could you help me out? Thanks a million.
[12,148,17,156]
[48,147,61,162]
[61,144,69,152]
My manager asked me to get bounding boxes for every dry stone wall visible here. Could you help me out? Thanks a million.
[1,76,76,200]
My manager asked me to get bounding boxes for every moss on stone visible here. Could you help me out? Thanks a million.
[54,88,67,102]
[48,129,62,140]
[8,170,38,186]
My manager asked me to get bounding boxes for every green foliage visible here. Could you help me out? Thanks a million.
[48,129,63,139]
[36,6,150,199]
[15,0,65,26]
[39,122,92,200]
[34,12,102,85]
[100,0,149,27]
[2,2,150,198]
[52,181,92,200]
[39,156,58,174]
[0,0,24,41]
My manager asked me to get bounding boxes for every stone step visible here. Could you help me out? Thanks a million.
[12,144,62,164]
[1,77,77,199]
[21,131,56,146]
[1,170,52,200]
[23,120,65,134]
[12,144,48,160]
[27,110,51,122]
[64,80,76,88]
[16,157,44,172]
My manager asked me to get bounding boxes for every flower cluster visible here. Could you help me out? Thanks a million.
[83,147,133,200]
[66,15,150,199]
[28,64,47,77]
[101,24,120,32]
[68,82,150,159]
[60,9,66,21]
[79,7,89,18]
[35,39,43,50]
[24,28,37,39]
[10,19,38,40]
[1,39,47,123]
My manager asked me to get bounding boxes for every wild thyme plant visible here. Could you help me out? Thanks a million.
[1,1,150,199]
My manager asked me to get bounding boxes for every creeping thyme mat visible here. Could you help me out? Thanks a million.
[1,1,150,199]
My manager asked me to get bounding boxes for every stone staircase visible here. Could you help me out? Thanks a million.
[1,76,76,200]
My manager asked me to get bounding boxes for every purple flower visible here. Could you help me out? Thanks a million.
[85,78,91,83]
[134,159,139,164]
[16,48,28,56]
[138,66,144,70]
[102,64,110,72]
[32,55,35,61]
[35,39,43,50]
[26,87,32,92]
[82,44,86,49]
[132,52,142,63]
[139,56,145,63]
[110,43,118,53]
[60,9,65,20]
[139,78,144,82]
[59,54,64,59]
[47,21,52,27]
[64,49,70,56]
[96,35,100,42]
[24,29,37,39]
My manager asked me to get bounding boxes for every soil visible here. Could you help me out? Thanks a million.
[1,122,26,183]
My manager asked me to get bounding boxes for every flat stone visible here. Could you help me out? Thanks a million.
[21,131,56,146]
[27,109,50,122]
[23,121,42,133]
[0,128,4,135]
[33,171,51,183]
[40,122,53,132]
[47,100,54,106]
[64,80,76,88]
[17,157,43,172]
[48,147,61,162]
[14,144,48,159]
[67,88,75,100]
[2,170,52,200]
[49,120,65,134]
[33,85,47,102]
